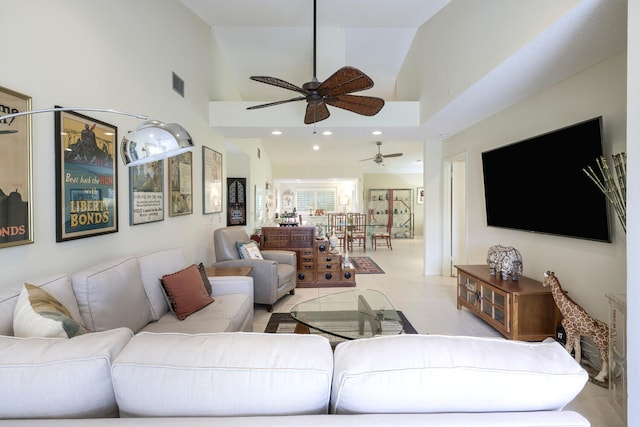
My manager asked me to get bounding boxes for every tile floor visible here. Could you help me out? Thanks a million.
[252,237,625,427]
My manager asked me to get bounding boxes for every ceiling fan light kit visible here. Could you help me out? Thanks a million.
[360,141,403,166]
[247,0,385,124]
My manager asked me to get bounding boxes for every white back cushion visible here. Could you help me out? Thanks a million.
[331,335,588,414]
[0,274,79,336]
[72,257,151,332]
[137,248,187,320]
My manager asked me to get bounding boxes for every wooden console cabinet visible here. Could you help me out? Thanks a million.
[261,227,355,288]
[455,265,559,341]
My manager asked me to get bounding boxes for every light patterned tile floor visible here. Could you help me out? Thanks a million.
[252,237,625,427]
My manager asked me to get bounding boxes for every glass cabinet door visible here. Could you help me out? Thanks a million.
[480,284,507,329]
[458,274,478,306]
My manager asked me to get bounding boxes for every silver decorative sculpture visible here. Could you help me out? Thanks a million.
[487,245,523,281]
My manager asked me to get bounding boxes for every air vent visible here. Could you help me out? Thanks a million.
[172,72,184,97]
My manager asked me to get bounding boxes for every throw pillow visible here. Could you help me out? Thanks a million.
[236,240,263,260]
[197,262,213,295]
[161,264,214,320]
[13,283,88,338]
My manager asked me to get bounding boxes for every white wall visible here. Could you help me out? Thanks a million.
[626,0,638,423]
[226,139,273,233]
[443,52,627,323]
[0,0,233,287]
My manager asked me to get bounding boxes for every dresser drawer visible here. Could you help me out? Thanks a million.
[296,268,315,283]
[316,271,340,282]
[317,260,340,272]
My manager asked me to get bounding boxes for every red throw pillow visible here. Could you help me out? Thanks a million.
[161,264,214,320]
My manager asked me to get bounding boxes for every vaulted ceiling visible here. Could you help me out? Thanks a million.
[179,0,626,175]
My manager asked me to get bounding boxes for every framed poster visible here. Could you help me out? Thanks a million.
[255,185,264,222]
[417,187,424,205]
[0,86,33,248]
[227,177,246,226]
[202,146,222,214]
[129,159,164,225]
[168,151,193,216]
[55,108,118,242]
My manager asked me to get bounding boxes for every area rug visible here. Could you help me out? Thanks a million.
[264,311,418,345]
[350,256,385,274]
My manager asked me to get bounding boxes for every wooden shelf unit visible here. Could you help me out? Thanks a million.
[367,188,414,238]
[261,226,355,288]
[455,265,559,341]
[607,293,626,423]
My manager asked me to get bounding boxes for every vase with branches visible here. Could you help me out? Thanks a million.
[583,152,626,233]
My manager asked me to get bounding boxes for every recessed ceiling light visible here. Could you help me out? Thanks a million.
[372,130,382,135]
[271,130,282,135]
[322,130,332,136]
[313,145,320,150]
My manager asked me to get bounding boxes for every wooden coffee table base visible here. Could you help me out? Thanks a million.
[294,322,310,334]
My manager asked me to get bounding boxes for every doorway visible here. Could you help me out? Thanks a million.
[442,154,467,276]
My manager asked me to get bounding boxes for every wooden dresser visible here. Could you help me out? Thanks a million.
[261,227,355,288]
[455,264,559,341]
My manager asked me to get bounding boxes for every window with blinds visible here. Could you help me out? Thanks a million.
[295,188,336,212]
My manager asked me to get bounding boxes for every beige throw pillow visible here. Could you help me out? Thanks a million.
[13,283,88,338]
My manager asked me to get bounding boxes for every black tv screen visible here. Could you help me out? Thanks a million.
[481,116,610,242]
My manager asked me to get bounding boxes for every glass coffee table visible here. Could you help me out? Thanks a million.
[290,289,403,340]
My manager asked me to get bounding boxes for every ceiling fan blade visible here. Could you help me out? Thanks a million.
[358,156,375,162]
[325,94,385,116]
[382,153,403,158]
[250,76,309,96]
[246,96,307,110]
[304,102,330,124]
[317,66,374,96]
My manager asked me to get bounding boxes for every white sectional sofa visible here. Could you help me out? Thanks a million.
[0,248,590,426]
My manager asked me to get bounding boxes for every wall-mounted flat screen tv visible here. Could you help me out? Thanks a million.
[481,116,610,242]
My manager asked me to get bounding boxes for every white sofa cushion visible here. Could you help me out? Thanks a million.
[140,293,251,333]
[331,335,588,414]
[0,274,81,336]
[112,332,334,417]
[72,257,152,332]
[0,327,132,419]
[137,248,187,321]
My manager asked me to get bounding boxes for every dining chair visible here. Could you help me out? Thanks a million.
[328,213,347,250]
[348,213,367,252]
[372,223,393,250]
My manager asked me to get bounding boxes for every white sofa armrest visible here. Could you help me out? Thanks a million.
[208,276,254,299]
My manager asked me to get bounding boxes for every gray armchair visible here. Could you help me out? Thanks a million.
[213,227,296,312]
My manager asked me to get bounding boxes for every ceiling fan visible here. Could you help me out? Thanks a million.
[359,141,403,165]
[246,0,385,125]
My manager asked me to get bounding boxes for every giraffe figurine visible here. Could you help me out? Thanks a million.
[543,271,609,382]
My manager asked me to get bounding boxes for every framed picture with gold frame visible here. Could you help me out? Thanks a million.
[202,146,222,214]
[54,107,118,242]
[168,151,193,216]
[0,86,33,248]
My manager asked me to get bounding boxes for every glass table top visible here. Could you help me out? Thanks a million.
[290,289,403,340]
